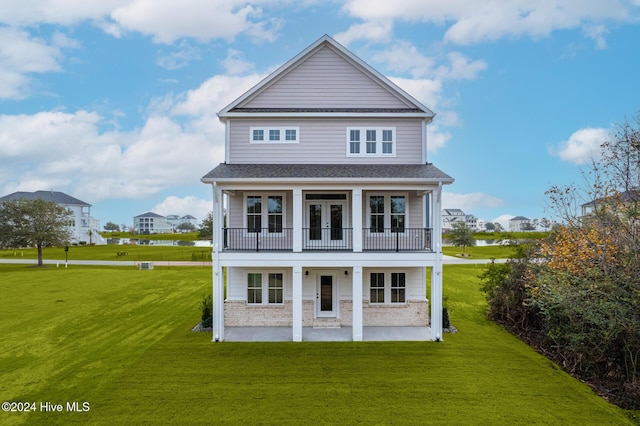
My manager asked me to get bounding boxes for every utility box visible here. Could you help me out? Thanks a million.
[139,261,154,270]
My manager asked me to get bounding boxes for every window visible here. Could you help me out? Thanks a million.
[347,127,395,156]
[251,127,299,143]
[369,271,407,304]
[368,194,408,232]
[268,273,283,303]
[268,196,283,233]
[370,196,385,233]
[349,130,360,154]
[247,273,262,304]
[245,194,286,233]
[247,271,285,305]
[247,196,262,233]
[370,272,385,303]
[391,196,406,232]
[391,273,406,303]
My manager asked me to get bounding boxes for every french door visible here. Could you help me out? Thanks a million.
[305,200,347,249]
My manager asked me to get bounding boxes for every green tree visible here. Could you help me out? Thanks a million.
[0,199,73,266]
[198,212,213,240]
[104,221,121,232]
[450,222,475,254]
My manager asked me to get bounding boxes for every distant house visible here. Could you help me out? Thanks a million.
[509,216,532,232]
[0,190,104,245]
[201,35,454,342]
[581,190,640,218]
[133,212,172,234]
[442,209,477,231]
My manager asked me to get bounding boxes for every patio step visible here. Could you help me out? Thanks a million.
[313,319,342,329]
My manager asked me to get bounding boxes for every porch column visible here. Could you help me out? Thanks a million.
[352,265,363,341]
[430,183,443,341]
[293,188,303,252]
[352,188,362,252]
[292,265,303,342]
[212,183,225,342]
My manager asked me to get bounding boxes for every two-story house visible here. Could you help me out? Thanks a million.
[0,190,104,245]
[201,35,454,342]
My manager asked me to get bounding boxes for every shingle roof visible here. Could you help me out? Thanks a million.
[202,163,453,182]
[230,108,424,114]
[134,212,165,218]
[0,190,90,206]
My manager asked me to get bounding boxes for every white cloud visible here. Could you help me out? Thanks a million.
[442,191,505,211]
[491,214,515,230]
[156,41,202,70]
[221,49,255,75]
[153,195,211,223]
[334,20,393,45]
[0,27,65,99]
[550,127,608,165]
[342,0,634,47]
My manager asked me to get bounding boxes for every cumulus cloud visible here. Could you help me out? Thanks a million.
[334,20,393,45]
[550,127,609,165]
[443,191,505,211]
[342,0,634,47]
[153,195,211,223]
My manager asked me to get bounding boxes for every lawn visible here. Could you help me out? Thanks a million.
[0,244,212,263]
[0,264,636,425]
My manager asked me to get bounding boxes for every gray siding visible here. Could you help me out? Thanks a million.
[240,46,411,109]
[228,118,423,164]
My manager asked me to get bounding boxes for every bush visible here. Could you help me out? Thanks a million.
[200,295,212,328]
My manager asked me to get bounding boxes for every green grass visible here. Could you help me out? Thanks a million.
[442,244,517,259]
[0,264,636,425]
[0,244,212,263]
[100,232,201,241]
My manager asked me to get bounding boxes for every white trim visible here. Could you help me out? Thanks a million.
[365,192,409,231]
[316,271,338,318]
[250,126,300,144]
[245,270,287,305]
[366,270,408,305]
[243,192,287,233]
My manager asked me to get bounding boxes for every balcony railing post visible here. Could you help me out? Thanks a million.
[395,230,399,252]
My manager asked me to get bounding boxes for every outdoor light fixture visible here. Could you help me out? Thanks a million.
[305,270,309,276]
[344,270,348,276]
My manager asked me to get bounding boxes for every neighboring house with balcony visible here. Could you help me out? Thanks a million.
[442,209,466,231]
[0,190,104,245]
[201,35,454,342]
[509,216,532,232]
[133,212,172,234]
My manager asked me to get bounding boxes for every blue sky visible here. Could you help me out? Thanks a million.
[1,1,640,229]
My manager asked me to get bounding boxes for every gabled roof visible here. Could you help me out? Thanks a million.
[0,190,90,206]
[181,215,197,219]
[442,209,465,215]
[218,34,435,119]
[202,163,453,184]
[510,216,530,221]
[134,212,165,219]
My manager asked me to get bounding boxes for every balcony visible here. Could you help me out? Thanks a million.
[222,228,432,252]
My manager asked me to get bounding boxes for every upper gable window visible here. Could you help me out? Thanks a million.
[251,127,299,144]
[347,127,395,157]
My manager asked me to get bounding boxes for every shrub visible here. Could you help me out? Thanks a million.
[200,295,212,328]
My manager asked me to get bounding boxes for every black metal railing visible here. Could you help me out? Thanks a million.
[221,227,432,252]
[223,228,293,251]
[302,228,352,251]
[363,228,432,252]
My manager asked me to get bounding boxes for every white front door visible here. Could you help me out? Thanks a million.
[305,201,347,249]
[316,273,337,317]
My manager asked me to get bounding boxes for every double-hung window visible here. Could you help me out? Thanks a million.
[368,194,407,233]
[369,271,406,304]
[251,127,299,143]
[370,272,385,303]
[347,127,395,156]
[246,194,286,233]
[247,272,284,304]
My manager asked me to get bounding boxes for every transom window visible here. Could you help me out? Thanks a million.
[247,272,284,304]
[347,127,395,156]
[245,194,286,233]
[251,127,299,144]
[369,271,406,304]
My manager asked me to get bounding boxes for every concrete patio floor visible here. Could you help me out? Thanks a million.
[222,326,433,342]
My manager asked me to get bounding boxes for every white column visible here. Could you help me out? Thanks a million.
[352,188,362,252]
[293,188,303,252]
[352,265,363,341]
[212,183,225,342]
[292,265,303,342]
[430,183,443,341]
